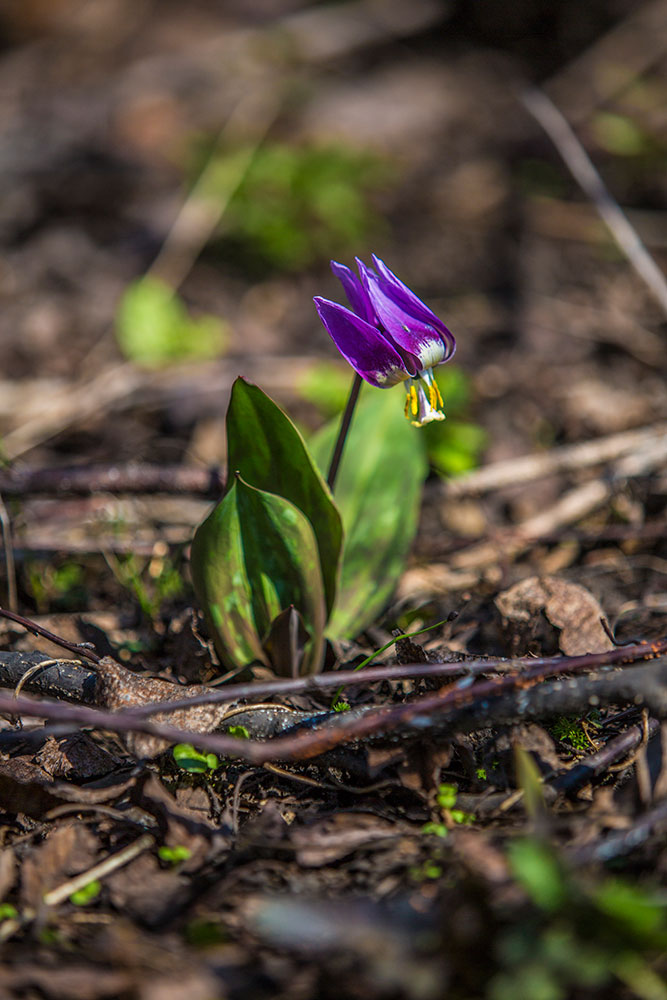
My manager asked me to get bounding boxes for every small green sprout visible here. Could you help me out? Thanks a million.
[173,743,219,773]
[550,715,590,752]
[436,783,458,810]
[476,767,487,781]
[332,700,351,713]
[421,822,449,838]
[409,860,444,882]
[0,904,18,921]
[69,880,102,906]
[423,862,443,880]
[158,845,192,865]
[227,725,250,739]
[450,809,474,825]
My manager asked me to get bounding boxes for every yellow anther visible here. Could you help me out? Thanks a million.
[404,384,419,420]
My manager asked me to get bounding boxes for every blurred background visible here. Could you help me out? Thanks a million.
[0,0,665,614]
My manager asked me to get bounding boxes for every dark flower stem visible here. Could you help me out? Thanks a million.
[326,373,362,491]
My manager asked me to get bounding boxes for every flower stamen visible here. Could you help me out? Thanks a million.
[404,370,445,427]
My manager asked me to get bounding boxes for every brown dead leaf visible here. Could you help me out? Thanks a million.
[495,575,614,655]
[451,828,510,885]
[511,724,562,774]
[105,851,187,926]
[290,813,406,867]
[0,755,68,818]
[20,821,98,911]
[0,751,137,819]
[35,733,121,780]
[131,773,226,869]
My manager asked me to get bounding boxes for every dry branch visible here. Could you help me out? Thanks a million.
[2,640,666,763]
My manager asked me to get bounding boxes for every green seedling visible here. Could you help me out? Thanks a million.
[421,822,449,838]
[173,743,220,773]
[69,880,101,906]
[436,783,458,810]
[158,845,192,865]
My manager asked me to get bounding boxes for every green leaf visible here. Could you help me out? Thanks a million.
[507,839,567,912]
[69,880,101,906]
[436,783,458,809]
[310,383,427,638]
[421,822,449,838]
[116,277,227,366]
[593,112,649,156]
[515,745,546,821]
[191,476,327,675]
[158,845,192,864]
[190,487,269,671]
[172,743,220,772]
[594,879,667,944]
[226,378,342,617]
[426,420,488,477]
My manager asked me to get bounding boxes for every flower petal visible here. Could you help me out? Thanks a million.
[358,257,456,370]
[313,297,409,388]
[371,256,456,359]
[330,260,376,326]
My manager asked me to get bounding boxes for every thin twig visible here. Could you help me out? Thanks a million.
[327,373,362,490]
[0,463,224,498]
[445,421,667,497]
[0,608,101,663]
[43,833,155,907]
[522,87,667,317]
[551,716,660,795]
[121,641,658,719]
[569,798,667,864]
[405,434,667,595]
[147,90,279,290]
[0,496,18,612]
[13,659,84,700]
[2,642,666,763]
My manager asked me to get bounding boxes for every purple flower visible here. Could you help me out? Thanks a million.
[314,256,456,426]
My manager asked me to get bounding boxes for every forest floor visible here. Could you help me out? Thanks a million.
[0,1,666,997]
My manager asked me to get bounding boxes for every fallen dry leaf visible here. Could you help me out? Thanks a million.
[495,575,614,655]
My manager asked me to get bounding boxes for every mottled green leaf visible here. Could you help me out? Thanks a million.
[235,475,327,674]
[226,378,342,616]
[311,383,428,638]
[191,483,268,671]
[191,475,327,675]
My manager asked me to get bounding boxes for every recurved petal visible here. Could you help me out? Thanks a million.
[369,255,456,362]
[355,261,449,372]
[313,297,410,388]
[330,260,376,325]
